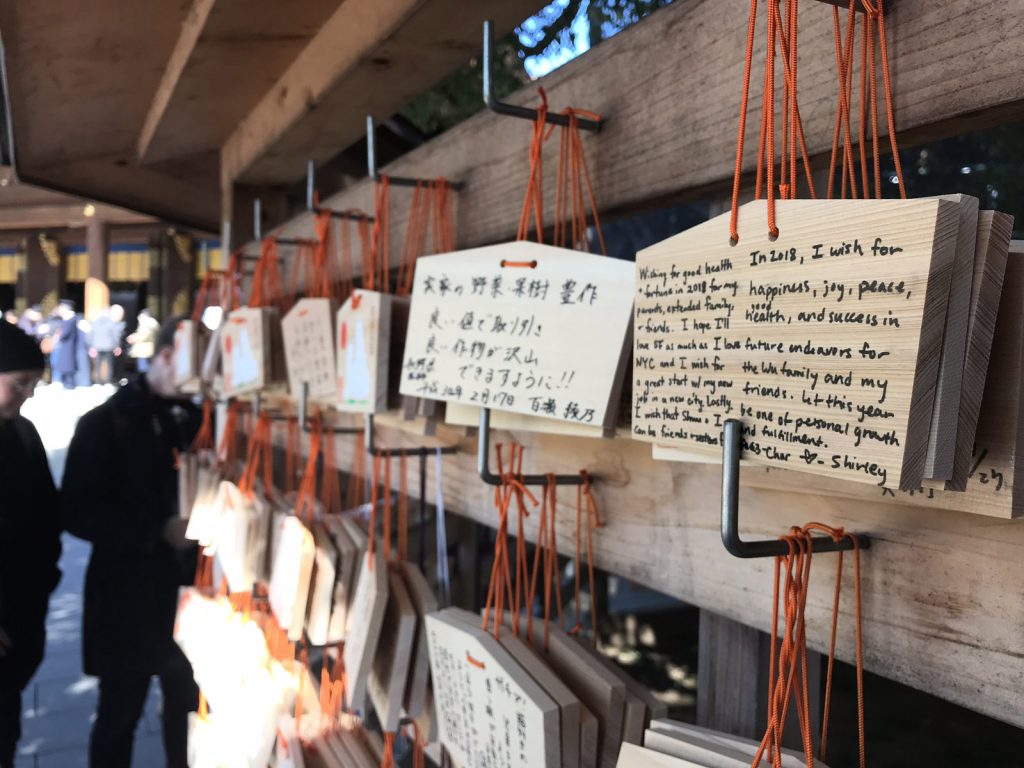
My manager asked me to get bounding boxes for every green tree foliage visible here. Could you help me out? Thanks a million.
[400,0,673,136]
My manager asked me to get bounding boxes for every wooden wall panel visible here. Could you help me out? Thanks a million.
[243,0,1024,259]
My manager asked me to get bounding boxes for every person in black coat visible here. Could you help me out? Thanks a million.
[0,322,61,768]
[62,317,201,768]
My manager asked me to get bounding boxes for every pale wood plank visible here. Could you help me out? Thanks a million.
[946,221,1015,490]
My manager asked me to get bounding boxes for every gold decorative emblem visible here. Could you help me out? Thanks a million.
[37,235,61,268]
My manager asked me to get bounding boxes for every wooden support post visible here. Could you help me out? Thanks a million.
[84,215,109,320]
[697,609,821,749]
[19,234,65,315]
[162,229,196,319]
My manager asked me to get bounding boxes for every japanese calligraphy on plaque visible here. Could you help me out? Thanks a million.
[400,242,634,427]
[335,290,392,414]
[426,607,560,768]
[282,298,336,402]
[633,199,961,490]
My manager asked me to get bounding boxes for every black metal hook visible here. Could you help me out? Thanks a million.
[477,407,586,486]
[305,160,376,222]
[251,198,318,249]
[482,20,602,132]
[366,116,465,190]
[720,419,869,558]
[365,413,459,458]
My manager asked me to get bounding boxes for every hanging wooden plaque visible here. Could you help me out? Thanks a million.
[945,213,1015,490]
[744,242,1024,518]
[615,743,703,768]
[400,241,635,428]
[368,568,417,730]
[323,516,359,643]
[524,622,625,768]
[647,720,822,768]
[282,298,336,403]
[268,516,316,641]
[426,607,561,768]
[445,401,613,439]
[633,198,960,490]
[342,550,389,715]
[305,524,338,646]
[923,195,980,480]
[400,562,440,719]
[220,307,284,396]
[173,319,207,390]
[335,290,392,414]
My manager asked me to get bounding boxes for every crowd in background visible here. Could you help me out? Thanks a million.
[2,303,160,387]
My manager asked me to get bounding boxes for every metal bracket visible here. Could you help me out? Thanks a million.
[720,419,869,558]
[366,116,465,190]
[365,413,459,457]
[252,198,317,248]
[482,20,602,132]
[477,407,585,486]
[305,160,376,221]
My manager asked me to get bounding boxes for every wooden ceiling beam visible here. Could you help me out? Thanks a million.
[220,0,538,188]
[136,0,342,164]
[0,203,155,231]
[136,0,218,162]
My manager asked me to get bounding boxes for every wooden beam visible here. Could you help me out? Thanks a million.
[249,0,1024,259]
[262,406,1024,730]
[137,0,343,163]
[0,203,155,230]
[221,0,539,186]
[136,0,217,161]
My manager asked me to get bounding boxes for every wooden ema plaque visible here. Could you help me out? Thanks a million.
[524,620,625,768]
[615,743,701,768]
[268,516,315,641]
[400,241,634,428]
[342,549,388,715]
[426,607,560,768]
[367,568,417,730]
[743,240,1024,518]
[633,198,960,490]
[335,290,391,414]
[922,195,980,480]
[400,562,440,719]
[647,720,821,768]
[305,523,338,646]
[323,516,359,643]
[445,401,611,439]
[173,319,207,390]
[282,298,336,403]
[220,307,284,396]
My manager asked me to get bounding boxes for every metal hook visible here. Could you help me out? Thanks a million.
[477,408,586,486]
[252,198,317,249]
[720,419,869,558]
[305,160,376,221]
[365,413,459,457]
[366,116,465,190]
[290,382,363,435]
[482,20,602,132]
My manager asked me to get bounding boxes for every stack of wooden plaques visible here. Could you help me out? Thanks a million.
[616,719,829,767]
[427,606,662,768]
[635,198,1017,494]
[282,297,337,404]
[269,516,316,641]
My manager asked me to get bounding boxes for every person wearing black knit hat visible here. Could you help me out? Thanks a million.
[0,322,62,768]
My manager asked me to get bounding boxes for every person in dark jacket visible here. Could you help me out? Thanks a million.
[0,322,61,768]
[50,300,81,389]
[62,317,201,768]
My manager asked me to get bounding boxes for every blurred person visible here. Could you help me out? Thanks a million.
[15,306,41,339]
[50,300,82,389]
[89,305,125,386]
[62,317,201,768]
[2,312,15,326]
[126,308,158,374]
[0,322,62,768]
